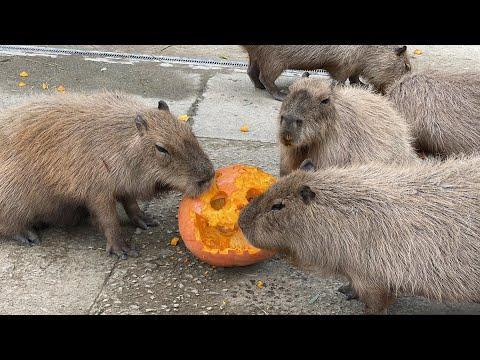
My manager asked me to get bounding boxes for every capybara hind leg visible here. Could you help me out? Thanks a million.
[88,196,138,260]
[348,74,367,88]
[247,59,265,89]
[13,230,40,246]
[258,65,287,101]
[357,287,394,315]
[119,196,159,230]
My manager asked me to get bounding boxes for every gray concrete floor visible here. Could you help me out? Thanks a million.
[1,45,480,315]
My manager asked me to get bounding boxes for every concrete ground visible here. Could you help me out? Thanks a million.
[1,45,480,315]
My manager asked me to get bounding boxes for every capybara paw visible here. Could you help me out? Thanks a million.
[13,230,40,246]
[106,239,139,260]
[364,306,388,315]
[139,211,160,227]
[131,212,159,230]
[338,284,359,300]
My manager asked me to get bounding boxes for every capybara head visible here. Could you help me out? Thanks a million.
[239,159,318,253]
[363,45,412,94]
[278,78,337,147]
[133,100,214,197]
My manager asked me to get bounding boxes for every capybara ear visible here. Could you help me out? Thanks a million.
[299,159,316,172]
[299,185,316,204]
[135,114,148,136]
[158,100,170,111]
[395,45,407,56]
[302,71,310,78]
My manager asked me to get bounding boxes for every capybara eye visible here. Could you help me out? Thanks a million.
[155,144,169,155]
[321,98,330,104]
[271,202,285,211]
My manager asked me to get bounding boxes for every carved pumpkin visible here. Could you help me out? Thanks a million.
[178,164,276,267]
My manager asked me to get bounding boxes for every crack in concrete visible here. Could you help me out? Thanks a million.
[86,229,138,314]
[86,259,120,315]
[187,73,213,122]
[86,258,118,315]
[159,45,173,53]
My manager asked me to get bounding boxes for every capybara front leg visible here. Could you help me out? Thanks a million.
[119,196,159,230]
[247,59,265,89]
[88,195,138,260]
[357,287,395,315]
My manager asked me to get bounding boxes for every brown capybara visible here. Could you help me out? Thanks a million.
[241,45,412,100]
[239,157,480,314]
[279,77,419,177]
[387,70,480,157]
[0,92,215,259]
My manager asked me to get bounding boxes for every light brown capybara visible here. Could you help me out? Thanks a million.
[0,92,214,259]
[239,157,480,314]
[242,45,412,100]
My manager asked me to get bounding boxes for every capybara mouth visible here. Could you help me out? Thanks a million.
[155,182,173,194]
[186,177,214,198]
[280,137,296,147]
[238,207,255,245]
[280,131,298,147]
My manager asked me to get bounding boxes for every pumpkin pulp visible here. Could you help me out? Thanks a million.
[191,165,276,255]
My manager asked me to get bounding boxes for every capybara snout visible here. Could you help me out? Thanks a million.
[279,114,303,146]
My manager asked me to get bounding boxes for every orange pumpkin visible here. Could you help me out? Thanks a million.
[178,164,276,267]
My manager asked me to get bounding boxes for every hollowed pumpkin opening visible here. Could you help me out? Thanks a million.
[193,166,276,255]
[178,164,277,267]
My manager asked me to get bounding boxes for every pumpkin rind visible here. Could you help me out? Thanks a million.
[178,164,276,267]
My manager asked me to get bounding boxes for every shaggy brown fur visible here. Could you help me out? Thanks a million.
[387,70,480,157]
[242,45,412,100]
[239,157,480,314]
[0,92,214,258]
[279,77,419,176]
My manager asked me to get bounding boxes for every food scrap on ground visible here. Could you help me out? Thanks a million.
[19,71,29,77]
[170,237,180,246]
[178,114,189,122]
[240,125,249,133]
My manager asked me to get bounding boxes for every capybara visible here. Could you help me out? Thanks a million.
[239,157,480,314]
[387,70,480,156]
[0,92,215,259]
[279,77,419,177]
[241,45,412,100]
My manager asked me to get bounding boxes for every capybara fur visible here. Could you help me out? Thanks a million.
[279,77,419,176]
[239,157,480,314]
[241,45,412,100]
[387,70,480,157]
[0,92,215,258]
